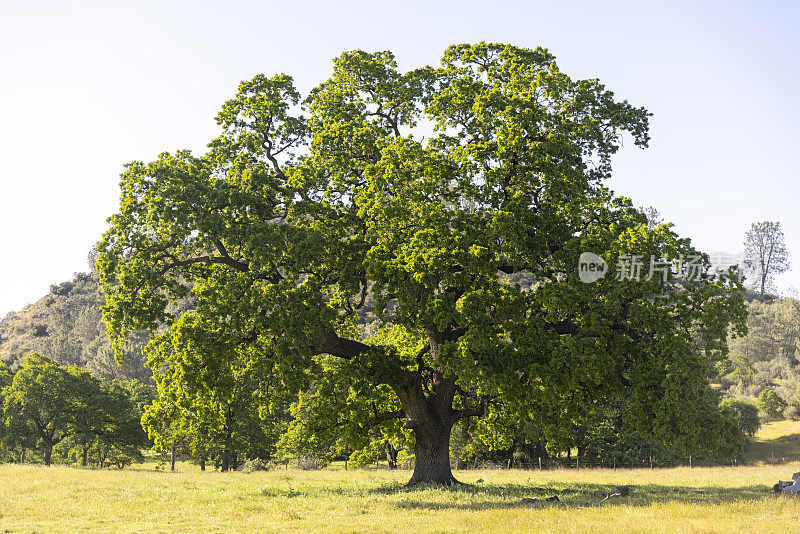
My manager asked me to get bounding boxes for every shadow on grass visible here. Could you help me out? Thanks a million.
[391,481,779,511]
[260,479,782,511]
[746,433,800,463]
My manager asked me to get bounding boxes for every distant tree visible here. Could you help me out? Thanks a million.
[638,205,664,229]
[70,371,147,467]
[757,388,786,422]
[719,398,760,437]
[744,221,789,295]
[2,354,80,465]
[142,316,284,471]
[2,354,146,466]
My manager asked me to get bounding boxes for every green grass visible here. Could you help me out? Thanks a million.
[3,422,800,533]
[2,462,800,533]
[745,420,800,464]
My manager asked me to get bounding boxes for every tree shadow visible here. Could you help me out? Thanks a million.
[746,433,800,463]
[384,481,780,511]
[259,478,784,512]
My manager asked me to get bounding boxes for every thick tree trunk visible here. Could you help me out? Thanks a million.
[200,458,206,471]
[81,444,89,467]
[407,420,457,486]
[170,442,176,471]
[399,372,461,486]
[43,445,53,466]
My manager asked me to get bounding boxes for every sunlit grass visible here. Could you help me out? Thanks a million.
[755,420,800,441]
[2,461,800,533]
[745,420,800,464]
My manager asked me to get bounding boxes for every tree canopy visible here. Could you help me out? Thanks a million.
[97,43,746,485]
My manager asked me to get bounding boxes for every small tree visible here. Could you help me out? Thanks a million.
[720,398,760,437]
[744,221,789,295]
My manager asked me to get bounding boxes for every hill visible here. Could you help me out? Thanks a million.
[0,273,150,381]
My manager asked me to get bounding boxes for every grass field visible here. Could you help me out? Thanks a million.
[2,462,800,533]
[2,423,800,533]
[744,420,800,464]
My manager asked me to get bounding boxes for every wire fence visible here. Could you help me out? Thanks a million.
[276,453,792,472]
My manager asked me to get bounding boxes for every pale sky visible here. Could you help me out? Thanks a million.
[1,0,798,317]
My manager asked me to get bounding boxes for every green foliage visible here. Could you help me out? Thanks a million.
[719,398,760,437]
[1,354,147,466]
[2,354,81,464]
[714,297,800,422]
[141,311,288,470]
[97,42,747,481]
[757,389,786,422]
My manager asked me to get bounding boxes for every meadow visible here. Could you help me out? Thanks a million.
[3,422,800,533]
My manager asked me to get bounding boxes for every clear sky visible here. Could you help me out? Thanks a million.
[1,0,798,317]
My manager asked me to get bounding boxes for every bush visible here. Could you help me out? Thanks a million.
[237,458,272,473]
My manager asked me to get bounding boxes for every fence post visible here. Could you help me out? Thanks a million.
[650,456,653,469]
[538,456,542,470]
[344,459,348,470]
[613,458,616,471]
[689,455,692,468]
[507,458,512,470]
[473,458,478,470]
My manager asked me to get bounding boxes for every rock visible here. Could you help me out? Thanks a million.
[772,479,800,493]
[783,479,800,494]
[773,481,791,493]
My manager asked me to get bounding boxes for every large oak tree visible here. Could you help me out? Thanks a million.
[98,43,745,485]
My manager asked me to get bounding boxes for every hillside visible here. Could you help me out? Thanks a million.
[0,273,151,381]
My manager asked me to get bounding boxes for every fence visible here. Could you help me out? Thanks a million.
[274,452,791,472]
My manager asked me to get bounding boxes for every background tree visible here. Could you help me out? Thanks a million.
[98,43,747,485]
[142,316,285,471]
[69,371,147,467]
[2,354,81,465]
[744,221,789,296]
[757,388,786,422]
[638,206,664,229]
[719,398,760,437]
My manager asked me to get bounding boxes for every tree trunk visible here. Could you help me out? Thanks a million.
[19,448,26,464]
[43,445,53,466]
[200,458,206,471]
[221,448,230,472]
[385,440,398,469]
[170,442,176,471]
[81,443,89,467]
[407,420,457,486]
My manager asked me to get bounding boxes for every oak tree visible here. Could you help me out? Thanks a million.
[98,43,746,485]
